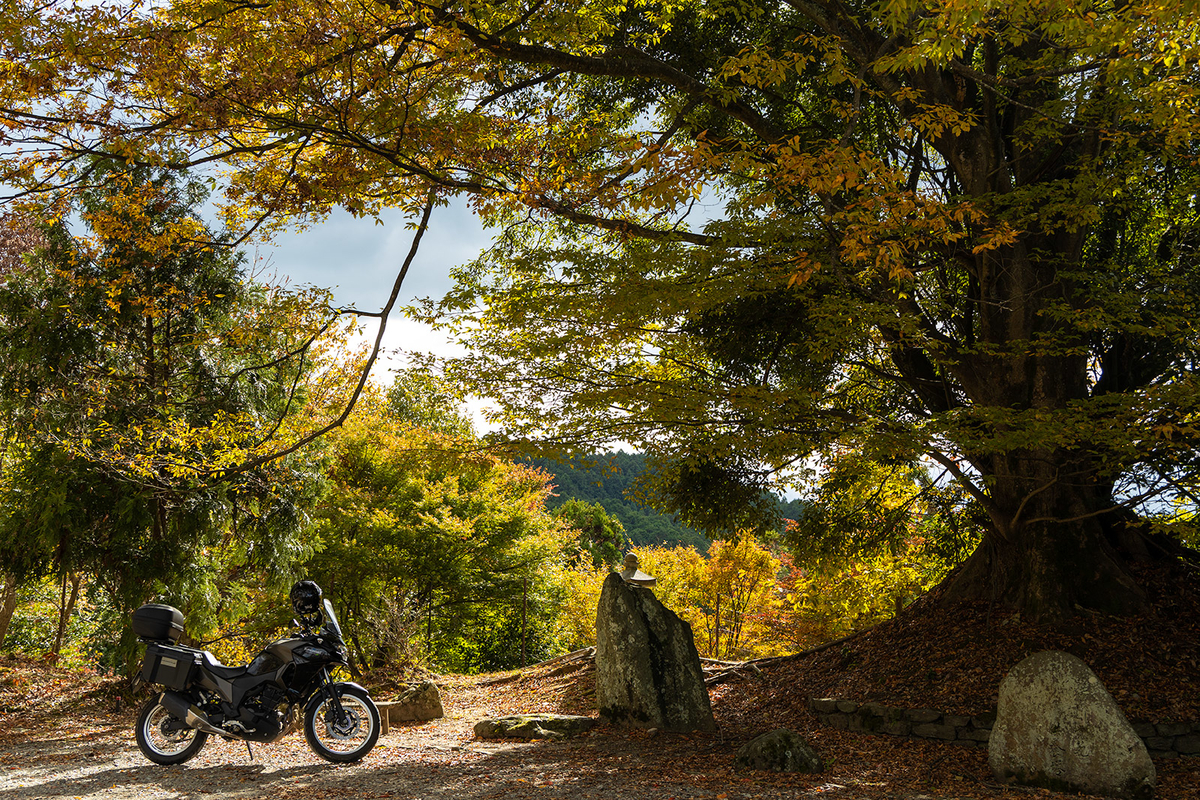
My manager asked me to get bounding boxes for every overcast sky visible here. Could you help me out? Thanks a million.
[259,199,494,373]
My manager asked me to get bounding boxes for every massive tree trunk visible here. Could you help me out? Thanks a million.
[935,346,1158,620]
[869,37,1164,620]
[917,239,1156,620]
[944,472,1148,620]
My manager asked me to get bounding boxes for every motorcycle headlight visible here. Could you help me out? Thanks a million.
[296,645,329,661]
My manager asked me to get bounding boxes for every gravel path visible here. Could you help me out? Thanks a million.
[0,712,863,800]
[0,684,881,800]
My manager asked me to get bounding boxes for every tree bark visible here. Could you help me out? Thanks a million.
[943,440,1149,620]
[0,574,18,646]
[52,572,83,656]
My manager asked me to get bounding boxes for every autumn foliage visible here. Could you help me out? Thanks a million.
[553,533,954,662]
[0,0,1198,682]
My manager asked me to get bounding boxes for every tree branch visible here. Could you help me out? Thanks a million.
[216,192,438,477]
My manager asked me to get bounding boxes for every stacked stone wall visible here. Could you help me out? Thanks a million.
[808,697,1200,758]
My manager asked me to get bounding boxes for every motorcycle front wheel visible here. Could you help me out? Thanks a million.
[304,685,380,763]
[135,697,208,765]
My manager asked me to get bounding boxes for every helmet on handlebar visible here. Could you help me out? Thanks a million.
[289,579,323,618]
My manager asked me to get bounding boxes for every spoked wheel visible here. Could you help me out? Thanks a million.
[304,685,380,763]
[135,697,208,765]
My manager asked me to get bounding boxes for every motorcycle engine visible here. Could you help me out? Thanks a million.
[224,683,288,737]
[247,683,288,712]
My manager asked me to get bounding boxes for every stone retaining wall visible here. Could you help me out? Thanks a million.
[1131,721,1200,759]
[808,698,994,748]
[808,697,1200,759]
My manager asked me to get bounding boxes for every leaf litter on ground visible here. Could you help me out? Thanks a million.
[0,561,1197,799]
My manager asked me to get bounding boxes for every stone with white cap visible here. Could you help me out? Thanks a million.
[618,552,657,587]
[594,571,714,732]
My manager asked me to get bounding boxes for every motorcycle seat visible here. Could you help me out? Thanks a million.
[200,651,247,680]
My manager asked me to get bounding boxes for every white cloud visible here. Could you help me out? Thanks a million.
[259,199,497,427]
[256,197,492,368]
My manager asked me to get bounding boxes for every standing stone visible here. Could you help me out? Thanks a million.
[989,651,1154,800]
[595,572,716,732]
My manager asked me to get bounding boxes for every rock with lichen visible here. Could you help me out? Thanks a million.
[989,650,1154,800]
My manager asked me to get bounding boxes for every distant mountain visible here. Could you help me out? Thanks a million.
[527,451,710,551]
[528,451,807,552]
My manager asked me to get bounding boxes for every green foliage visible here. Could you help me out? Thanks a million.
[303,387,573,673]
[2,0,1199,621]
[551,498,629,568]
[788,457,983,568]
[531,451,804,550]
[387,368,474,438]
[0,575,107,668]
[0,163,328,672]
[644,453,785,539]
[411,2,1200,616]
[528,452,711,551]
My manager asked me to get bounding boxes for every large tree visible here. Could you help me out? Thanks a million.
[1,1,1198,620]
[0,162,333,668]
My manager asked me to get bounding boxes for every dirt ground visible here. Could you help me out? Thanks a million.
[0,674,891,800]
[0,659,1193,800]
[3,569,1199,800]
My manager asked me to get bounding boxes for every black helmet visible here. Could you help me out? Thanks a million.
[289,579,323,617]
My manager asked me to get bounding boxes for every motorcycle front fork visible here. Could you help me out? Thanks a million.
[317,670,350,728]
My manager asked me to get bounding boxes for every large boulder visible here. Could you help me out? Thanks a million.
[595,572,716,732]
[474,714,596,740]
[989,650,1154,799]
[734,729,822,773]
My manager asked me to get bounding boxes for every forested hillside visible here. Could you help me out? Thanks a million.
[528,452,806,552]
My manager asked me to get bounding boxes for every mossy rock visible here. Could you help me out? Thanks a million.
[734,729,822,773]
[474,714,596,740]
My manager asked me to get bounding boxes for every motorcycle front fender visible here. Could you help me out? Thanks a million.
[304,681,370,714]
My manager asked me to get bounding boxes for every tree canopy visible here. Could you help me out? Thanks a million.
[0,163,340,670]
[304,387,574,672]
[1,0,1199,620]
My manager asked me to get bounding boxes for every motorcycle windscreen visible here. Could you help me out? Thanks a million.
[322,600,344,639]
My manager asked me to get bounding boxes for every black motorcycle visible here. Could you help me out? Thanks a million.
[132,580,380,765]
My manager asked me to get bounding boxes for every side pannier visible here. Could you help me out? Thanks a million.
[141,643,199,691]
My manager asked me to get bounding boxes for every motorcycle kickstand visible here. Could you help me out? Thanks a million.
[244,740,254,762]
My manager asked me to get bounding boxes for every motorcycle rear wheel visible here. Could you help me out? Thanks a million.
[304,685,380,763]
[135,697,208,765]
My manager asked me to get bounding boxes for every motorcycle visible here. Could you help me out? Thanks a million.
[131,580,380,765]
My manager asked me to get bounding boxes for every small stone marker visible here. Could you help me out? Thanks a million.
[618,552,657,587]
[989,650,1154,800]
[474,714,596,740]
[377,680,444,734]
[734,729,822,773]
